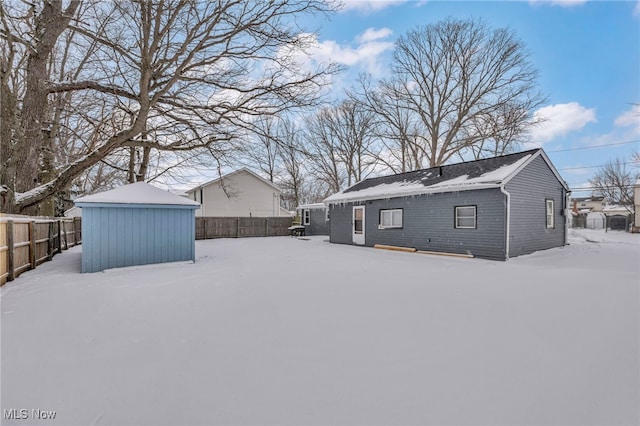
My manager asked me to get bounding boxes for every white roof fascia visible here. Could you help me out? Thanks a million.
[297,203,327,210]
[324,182,502,205]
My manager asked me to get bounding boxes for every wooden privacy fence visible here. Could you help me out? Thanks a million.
[0,217,81,286]
[195,217,293,240]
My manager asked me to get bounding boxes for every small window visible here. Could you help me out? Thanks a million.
[325,207,330,221]
[455,206,476,229]
[546,199,554,228]
[379,209,402,228]
[303,209,310,225]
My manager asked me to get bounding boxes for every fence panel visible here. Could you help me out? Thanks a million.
[0,222,7,284]
[12,222,31,276]
[34,222,50,266]
[0,217,81,286]
[195,217,293,240]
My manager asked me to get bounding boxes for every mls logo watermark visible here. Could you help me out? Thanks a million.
[4,408,57,420]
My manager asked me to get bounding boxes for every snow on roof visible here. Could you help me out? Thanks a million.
[297,203,327,210]
[602,204,632,214]
[75,182,200,206]
[325,151,536,204]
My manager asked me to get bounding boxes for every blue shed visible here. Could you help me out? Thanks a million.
[75,182,200,273]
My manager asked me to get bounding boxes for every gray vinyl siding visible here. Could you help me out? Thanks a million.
[330,189,507,260]
[303,207,330,235]
[330,203,358,245]
[81,204,196,273]
[505,155,567,257]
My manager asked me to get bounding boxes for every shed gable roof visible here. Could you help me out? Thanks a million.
[75,182,200,206]
[325,149,567,204]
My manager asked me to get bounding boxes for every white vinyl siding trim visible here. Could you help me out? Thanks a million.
[455,206,477,229]
[546,199,554,228]
[379,209,402,228]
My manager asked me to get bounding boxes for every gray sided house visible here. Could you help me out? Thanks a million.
[297,203,330,235]
[75,182,200,273]
[324,149,570,260]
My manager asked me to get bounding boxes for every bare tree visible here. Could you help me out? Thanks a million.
[304,100,379,193]
[352,74,424,173]
[1,0,338,214]
[275,118,307,209]
[381,18,545,168]
[241,117,283,183]
[304,108,345,194]
[589,158,637,215]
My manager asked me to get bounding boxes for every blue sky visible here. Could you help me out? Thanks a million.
[301,0,640,195]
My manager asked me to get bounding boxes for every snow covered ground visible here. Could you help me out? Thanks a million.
[2,229,638,425]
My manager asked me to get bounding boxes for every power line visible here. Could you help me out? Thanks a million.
[536,139,640,153]
[558,161,640,171]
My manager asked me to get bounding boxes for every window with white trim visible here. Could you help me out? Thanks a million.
[379,209,403,228]
[546,199,554,228]
[303,209,310,225]
[455,206,476,229]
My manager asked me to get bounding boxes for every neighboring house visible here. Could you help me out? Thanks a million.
[64,206,82,218]
[569,195,606,229]
[297,203,330,235]
[186,168,291,217]
[324,149,569,260]
[570,195,605,215]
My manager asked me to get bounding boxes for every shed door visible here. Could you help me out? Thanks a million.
[352,206,365,245]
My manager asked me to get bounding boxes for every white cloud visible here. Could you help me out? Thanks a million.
[298,28,394,77]
[634,1,640,17]
[614,104,640,128]
[529,0,587,7]
[357,27,393,43]
[528,102,597,143]
[332,0,408,13]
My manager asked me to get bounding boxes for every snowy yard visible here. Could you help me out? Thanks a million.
[1,229,638,425]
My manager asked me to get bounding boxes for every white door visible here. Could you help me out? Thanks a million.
[352,206,365,245]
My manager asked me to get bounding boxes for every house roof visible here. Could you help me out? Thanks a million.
[187,168,283,194]
[572,196,605,202]
[75,182,200,206]
[297,203,327,210]
[602,204,633,214]
[324,149,568,204]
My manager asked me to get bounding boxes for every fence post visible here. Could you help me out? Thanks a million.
[203,218,207,240]
[265,218,269,237]
[57,220,62,253]
[236,217,240,238]
[64,221,69,250]
[47,221,54,260]
[29,221,36,269]
[7,220,14,282]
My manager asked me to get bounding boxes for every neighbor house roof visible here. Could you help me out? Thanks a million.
[324,149,568,204]
[186,168,283,194]
[75,182,200,206]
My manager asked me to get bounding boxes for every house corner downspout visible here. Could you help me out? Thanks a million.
[565,190,571,246]
[500,185,511,260]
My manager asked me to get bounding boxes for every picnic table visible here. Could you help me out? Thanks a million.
[288,225,306,237]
